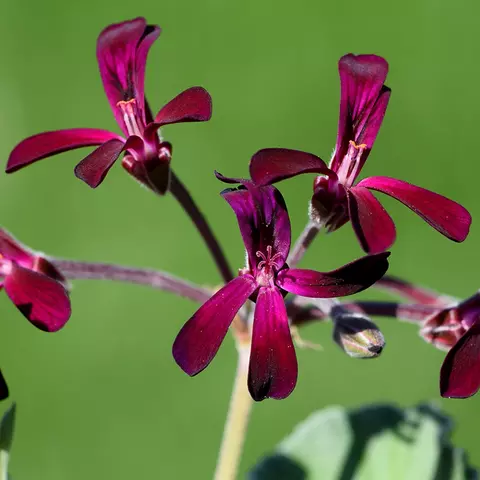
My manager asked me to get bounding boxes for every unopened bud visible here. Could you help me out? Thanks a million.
[333,314,385,359]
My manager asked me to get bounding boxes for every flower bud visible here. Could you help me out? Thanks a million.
[333,313,385,359]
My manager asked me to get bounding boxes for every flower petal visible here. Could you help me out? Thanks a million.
[6,129,123,173]
[357,176,471,242]
[97,18,160,129]
[331,54,390,176]
[347,186,396,253]
[4,263,71,332]
[0,229,33,266]
[249,148,330,186]
[248,287,297,401]
[0,370,8,401]
[277,252,390,298]
[440,323,480,398]
[172,275,257,376]
[74,139,126,188]
[153,87,212,127]
[221,185,291,273]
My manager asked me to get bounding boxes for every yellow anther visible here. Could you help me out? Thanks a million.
[349,140,367,150]
[116,98,136,107]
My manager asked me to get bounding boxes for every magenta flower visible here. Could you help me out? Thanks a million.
[0,229,71,332]
[173,180,390,400]
[421,293,480,398]
[249,54,471,253]
[6,17,212,194]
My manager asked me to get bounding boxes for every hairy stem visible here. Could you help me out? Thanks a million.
[375,275,456,307]
[169,171,234,283]
[287,220,320,268]
[52,259,212,303]
[214,344,252,480]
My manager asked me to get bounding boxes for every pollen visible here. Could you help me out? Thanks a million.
[116,98,136,107]
[349,140,367,150]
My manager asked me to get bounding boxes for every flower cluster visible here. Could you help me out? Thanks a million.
[1,17,473,402]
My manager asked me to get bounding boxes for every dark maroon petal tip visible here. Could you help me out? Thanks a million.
[347,186,396,254]
[6,129,123,173]
[357,176,472,243]
[153,87,212,127]
[440,323,480,398]
[248,287,297,401]
[4,263,71,332]
[250,148,330,186]
[74,139,126,188]
[277,252,390,298]
[172,275,256,376]
[214,171,247,185]
[0,370,8,401]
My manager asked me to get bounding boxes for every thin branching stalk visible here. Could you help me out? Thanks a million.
[169,171,234,283]
[214,343,252,480]
[52,259,212,303]
[287,220,320,268]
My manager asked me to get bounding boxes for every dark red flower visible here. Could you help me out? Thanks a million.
[421,293,480,398]
[6,18,212,194]
[0,229,71,332]
[249,54,471,253]
[173,180,390,400]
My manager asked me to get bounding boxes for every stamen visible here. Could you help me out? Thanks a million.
[349,140,367,150]
[116,99,143,137]
[256,245,284,271]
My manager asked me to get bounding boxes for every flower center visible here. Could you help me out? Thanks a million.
[255,245,283,287]
[337,140,367,187]
[117,99,143,137]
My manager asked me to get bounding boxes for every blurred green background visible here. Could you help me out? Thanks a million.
[0,0,478,478]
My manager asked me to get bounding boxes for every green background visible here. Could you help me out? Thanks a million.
[0,0,478,478]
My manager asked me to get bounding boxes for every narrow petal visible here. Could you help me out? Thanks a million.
[6,129,123,173]
[153,87,212,127]
[221,185,291,272]
[172,275,257,376]
[97,18,160,129]
[0,370,8,401]
[357,176,471,242]
[440,323,480,398]
[4,263,71,332]
[0,229,33,265]
[347,186,396,253]
[331,54,390,175]
[249,287,297,401]
[276,252,390,298]
[250,148,330,186]
[74,139,126,188]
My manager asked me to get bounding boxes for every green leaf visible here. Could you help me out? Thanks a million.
[0,404,16,480]
[250,404,477,480]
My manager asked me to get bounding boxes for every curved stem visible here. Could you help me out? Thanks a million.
[287,221,320,268]
[374,275,455,307]
[214,344,252,480]
[52,259,212,303]
[169,171,234,283]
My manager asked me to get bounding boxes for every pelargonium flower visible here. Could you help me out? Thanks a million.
[172,180,390,401]
[0,229,71,332]
[6,17,212,194]
[249,54,471,253]
[421,292,480,398]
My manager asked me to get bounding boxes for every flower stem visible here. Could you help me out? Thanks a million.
[287,220,320,268]
[52,259,212,303]
[214,344,252,480]
[169,171,234,283]
[375,275,455,307]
